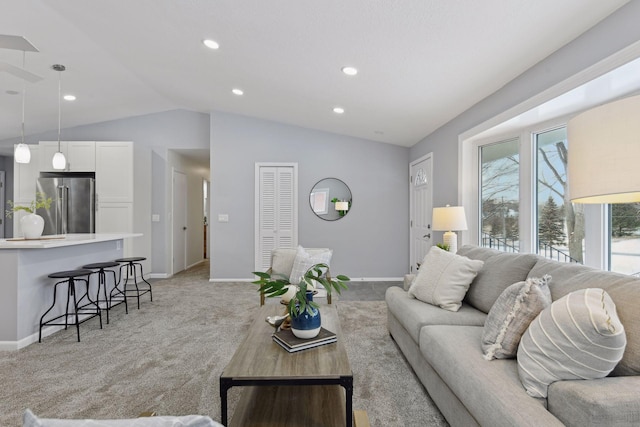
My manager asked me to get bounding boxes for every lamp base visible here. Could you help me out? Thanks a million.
[443,231,458,253]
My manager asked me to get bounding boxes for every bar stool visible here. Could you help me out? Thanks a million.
[39,269,102,343]
[82,261,128,323]
[115,257,153,309]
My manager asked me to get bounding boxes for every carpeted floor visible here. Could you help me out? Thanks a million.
[0,263,447,427]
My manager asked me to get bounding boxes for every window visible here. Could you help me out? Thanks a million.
[473,123,639,275]
[535,128,584,263]
[480,138,519,252]
[610,203,640,275]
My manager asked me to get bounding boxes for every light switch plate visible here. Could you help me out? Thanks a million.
[152,214,160,222]
[218,214,229,222]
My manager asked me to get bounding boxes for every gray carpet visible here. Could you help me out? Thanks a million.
[0,263,447,427]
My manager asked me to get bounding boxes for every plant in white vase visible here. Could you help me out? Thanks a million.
[5,192,52,239]
[253,264,350,338]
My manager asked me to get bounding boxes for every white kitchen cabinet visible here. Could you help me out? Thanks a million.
[96,202,133,233]
[95,141,133,203]
[39,141,96,172]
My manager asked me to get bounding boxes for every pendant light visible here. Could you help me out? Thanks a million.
[51,64,66,170]
[14,51,31,164]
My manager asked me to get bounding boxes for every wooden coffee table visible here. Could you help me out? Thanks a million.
[220,302,353,426]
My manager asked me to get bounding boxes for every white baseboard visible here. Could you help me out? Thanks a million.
[210,277,404,282]
[148,273,170,279]
[0,324,65,351]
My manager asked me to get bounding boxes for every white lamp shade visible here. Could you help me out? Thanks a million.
[52,151,66,170]
[567,95,640,203]
[335,201,349,211]
[432,205,468,231]
[14,143,31,163]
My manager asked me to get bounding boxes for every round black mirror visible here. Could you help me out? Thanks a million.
[309,178,352,221]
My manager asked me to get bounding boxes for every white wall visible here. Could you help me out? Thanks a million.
[210,111,410,280]
[410,1,640,244]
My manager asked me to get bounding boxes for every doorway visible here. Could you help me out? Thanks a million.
[409,154,433,273]
[172,169,187,274]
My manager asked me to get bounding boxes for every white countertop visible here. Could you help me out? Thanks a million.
[0,233,142,249]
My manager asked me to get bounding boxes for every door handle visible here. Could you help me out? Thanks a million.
[423,233,431,239]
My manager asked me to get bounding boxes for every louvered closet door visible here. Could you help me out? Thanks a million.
[255,164,298,271]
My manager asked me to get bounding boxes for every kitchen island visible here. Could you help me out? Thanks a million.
[0,233,141,350]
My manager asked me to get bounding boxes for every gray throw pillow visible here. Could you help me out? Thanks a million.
[517,288,627,398]
[408,246,484,312]
[482,275,551,360]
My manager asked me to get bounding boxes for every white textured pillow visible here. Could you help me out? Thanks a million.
[517,288,627,398]
[482,275,552,360]
[23,409,222,427]
[289,246,332,285]
[408,246,484,312]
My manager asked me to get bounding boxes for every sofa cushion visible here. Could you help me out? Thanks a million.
[482,275,551,360]
[385,286,486,343]
[518,288,627,398]
[458,246,540,314]
[528,258,640,376]
[419,325,564,427]
[408,246,484,312]
[547,376,640,427]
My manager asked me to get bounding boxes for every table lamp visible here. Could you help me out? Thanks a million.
[432,205,468,253]
[567,94,640,204]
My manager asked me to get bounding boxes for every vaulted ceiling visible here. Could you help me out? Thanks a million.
[0,0,629,148]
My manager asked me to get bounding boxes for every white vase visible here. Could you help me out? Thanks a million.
[20,213,45,239]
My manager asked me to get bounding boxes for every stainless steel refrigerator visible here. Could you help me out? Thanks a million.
[36,173,96,235]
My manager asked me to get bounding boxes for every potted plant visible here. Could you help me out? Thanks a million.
[5,192,52,239]
[253,263,350,338]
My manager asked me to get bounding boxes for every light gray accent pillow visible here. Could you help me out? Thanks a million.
[408,246,484,312]
[289,246,332,285]
[517,288,627,398]
[482,275,551,360]
[23,409,222,427]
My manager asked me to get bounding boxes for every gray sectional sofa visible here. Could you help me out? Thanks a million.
[386,245,640,427]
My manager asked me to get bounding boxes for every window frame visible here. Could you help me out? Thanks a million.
[462,117,608,270]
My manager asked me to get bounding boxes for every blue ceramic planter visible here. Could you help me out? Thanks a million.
[291,291,321,338]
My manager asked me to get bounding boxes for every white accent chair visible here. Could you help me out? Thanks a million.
[260,247,333,305]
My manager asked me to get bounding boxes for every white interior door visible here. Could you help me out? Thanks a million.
[410,154,433,273]
[173,170,187,274]
[255,163,298,271]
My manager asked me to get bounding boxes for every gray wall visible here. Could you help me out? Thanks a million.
[411,1,640,217]
[210,111,410,280]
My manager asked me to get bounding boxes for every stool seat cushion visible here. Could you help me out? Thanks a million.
[48,269,94,279]
[82,262,120,269]
[115,257,146,263]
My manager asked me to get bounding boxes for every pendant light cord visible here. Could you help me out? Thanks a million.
[21,51,26,144]
[57,67,61,151]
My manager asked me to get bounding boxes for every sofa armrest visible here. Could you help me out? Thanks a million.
[403,274,415,291]
[547,376,640,426]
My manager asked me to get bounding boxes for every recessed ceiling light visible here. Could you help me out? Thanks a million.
[341,66,358,76]
[333,107,345,114]
[232,88,244,96]
[203,39,220,50]
[63,94,76,101]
